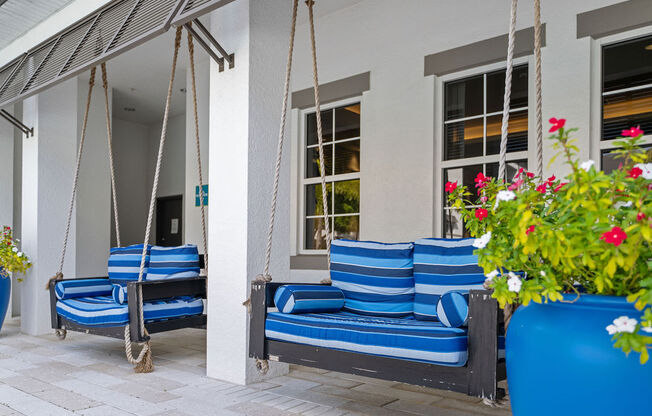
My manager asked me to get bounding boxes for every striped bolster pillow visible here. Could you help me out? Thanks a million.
[413,238,486,321]
[55,279,114,300]
[108,244,150,284]
[330,239,415,318]
[112,284,128,304]
[274,285,345,314]
[147,244,200,281]
[436,291,469,328]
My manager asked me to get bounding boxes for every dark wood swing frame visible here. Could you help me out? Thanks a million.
[49,257,207,343]
[248,281,506,401]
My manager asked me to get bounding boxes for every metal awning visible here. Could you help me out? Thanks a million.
[0,0,234,111]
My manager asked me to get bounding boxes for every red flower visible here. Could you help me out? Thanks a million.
[474,172,490,188]
[546,175,556,183]
[513,167,525,180]
[637,212,647,221]
[526,225,536,235]
[553,182,568,192]
[508,179,524,191]
[627,167,643,179]
[445,181,458,192]
[600,226,627,247]
[549,117,566,133]
[475,208,488,221]
[526,172,535,179]
[536,184,547,194]
[622,126,644,137]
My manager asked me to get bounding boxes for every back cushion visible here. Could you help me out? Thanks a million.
[413,238,485,321]
[108,244,150,284]
[330,239,414,317]
[274,285,345,314]
[147,245,200,281]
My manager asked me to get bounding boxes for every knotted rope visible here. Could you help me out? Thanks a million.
[498,0,518,182]
[533,0,543,178]
[101,62,122,248]
[47,67,97,290]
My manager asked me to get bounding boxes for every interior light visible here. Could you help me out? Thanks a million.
[645,44,652,50]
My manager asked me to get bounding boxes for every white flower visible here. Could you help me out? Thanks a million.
[606,324,619,335]
[472,231,492,249]
[615,200,633,209]
[642,325,652,334]
[610,316,638,334]
[580,160,595,172]
[539,271,546,277]
[507,273,522,293]
[634,163,652,180]
[496,190,516,202]
[485,269,499,283]
[17,252,23,257]
[11,247,17,253]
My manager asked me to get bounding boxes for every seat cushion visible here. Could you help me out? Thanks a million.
[437,291,469,328]
[265,311,470,366]
[147,245,200,281]
[56,296,204,327]
[413,238,486,321]
[55,279,113,300]
[274,285,344,314]
[330,239,415,317]
[108,244,150,284]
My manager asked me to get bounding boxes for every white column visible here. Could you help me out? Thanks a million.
[0,106,14,324]
[207,0,291,384]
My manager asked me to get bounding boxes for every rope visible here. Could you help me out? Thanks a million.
[187,27,208,271]
[101,62,122,248]
[47,67,97,290]
[533,0,543,178]
[124,26,183,373]
[498,0,518,182]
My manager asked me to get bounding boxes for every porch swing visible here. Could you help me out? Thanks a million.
[48,26,208,373]
[248,0,544,401]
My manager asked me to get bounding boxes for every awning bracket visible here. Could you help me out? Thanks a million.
[0,109,33,137]
[184,19,234,72]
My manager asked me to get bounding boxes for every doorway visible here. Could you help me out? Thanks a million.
[156,195,183,246]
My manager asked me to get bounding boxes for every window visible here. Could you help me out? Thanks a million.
[601,146,652,174]
[602,35,652,141]
[303,102,361,250]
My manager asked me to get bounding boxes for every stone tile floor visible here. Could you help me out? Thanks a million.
[0,318,511,415]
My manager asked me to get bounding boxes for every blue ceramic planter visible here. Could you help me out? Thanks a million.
[507,294,652,415]
[0,268,10,332]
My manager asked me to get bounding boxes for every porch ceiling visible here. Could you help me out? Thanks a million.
[0,0,75,50]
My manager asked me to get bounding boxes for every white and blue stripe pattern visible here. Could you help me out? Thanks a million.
[55,279,113,300]
[437,291,469,328]
[274,285,344,314]
[112,284,128,304]
[147,245,200,281]
[56,296,204,327]
[413,238,485,321]
[108,244,150,283]
[330,239,415,317]
[266,311,469,366]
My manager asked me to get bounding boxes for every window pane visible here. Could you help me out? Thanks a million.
[334,104,360,140]
[445,75,483,120]
[334,215,359,241]
[305,183,332,217]
[486,160,528,181]
[603,35,652,93]
[334,179,360,214]
[443,164,483,200]
[334,140,360,174]
[601,146,652,174]
[306,110,333,146]
[442,209,469,239]
[602,87,652,140]
[444,118,484,160]
[306,144,333,178]
[305,217,332,250]
[486,110,528,154]
[486,65,528,113]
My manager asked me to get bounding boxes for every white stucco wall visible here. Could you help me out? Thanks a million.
[0,110,13,230]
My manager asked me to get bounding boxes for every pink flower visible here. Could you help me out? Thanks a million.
[526,172,535,179]
[637,212,647,221]
[480,196,488,203]
[474,172,491,188]
[600,226,627,247]
[475,208,488,221]
[445,181,458,192]
[549,117,566,133]
[622,126,644,137]
[508,179,524,191]
[627,167,643,179]
[536,184,547,194]
[553,182,568,192]
[526,225,535,235]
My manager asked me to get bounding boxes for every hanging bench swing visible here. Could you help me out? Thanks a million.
[247,0,544,401]
[48,26,209,373]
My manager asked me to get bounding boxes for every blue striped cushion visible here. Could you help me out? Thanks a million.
[112,284,127,304]
[56,296,204,327]
[266,311,469,366]
[413,238,485,321]
[147,245,200,281]
[274,285,344,314]
[330,239,415,317]
[108,244,150,284]
[437,291,469,328]
[55,279,113,300]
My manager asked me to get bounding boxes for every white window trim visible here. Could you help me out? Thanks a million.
[590,25,652,166]
[433,56,534,238]
[297,96,362,255]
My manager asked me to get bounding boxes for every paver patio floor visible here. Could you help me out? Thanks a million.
[0,318,511,415]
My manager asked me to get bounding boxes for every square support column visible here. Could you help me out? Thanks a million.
[206,0,292,384]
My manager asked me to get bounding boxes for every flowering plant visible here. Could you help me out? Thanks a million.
[0,226,31,280]
[446,120,652,363]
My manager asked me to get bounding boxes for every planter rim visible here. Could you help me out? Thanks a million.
[538,293,634,310]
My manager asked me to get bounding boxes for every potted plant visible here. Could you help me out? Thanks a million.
[446,120,652,415]
[0,226,31,331]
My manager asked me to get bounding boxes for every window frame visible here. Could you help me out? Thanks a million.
[298,96,362,254]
